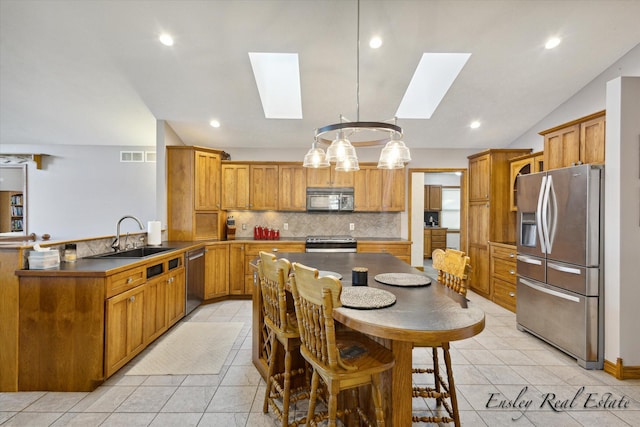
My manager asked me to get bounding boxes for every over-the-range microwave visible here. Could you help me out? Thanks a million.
[306,188,354,212]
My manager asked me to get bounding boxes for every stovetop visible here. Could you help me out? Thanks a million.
[305,235,357,243]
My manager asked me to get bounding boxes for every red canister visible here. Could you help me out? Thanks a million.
[254,226,259,240]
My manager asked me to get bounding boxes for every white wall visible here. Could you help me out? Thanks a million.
[509,43,640,151]
[2,143,156,240]
[604,76,640,366]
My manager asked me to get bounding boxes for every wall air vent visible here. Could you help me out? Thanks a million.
[145,152,156,162]
[120,151,144,162]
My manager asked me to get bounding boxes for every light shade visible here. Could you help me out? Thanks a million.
[335,156,360,172]
[377,135,411,169]
[302,141,330,168]
[325,131,357,162]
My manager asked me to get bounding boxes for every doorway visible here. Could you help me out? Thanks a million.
[408,168,467,269]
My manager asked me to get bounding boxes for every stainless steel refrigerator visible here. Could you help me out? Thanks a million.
[516,164,603,369]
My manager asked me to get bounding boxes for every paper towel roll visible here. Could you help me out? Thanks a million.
[147,221,162,246]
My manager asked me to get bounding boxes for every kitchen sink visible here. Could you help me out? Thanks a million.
[89,247,176,259]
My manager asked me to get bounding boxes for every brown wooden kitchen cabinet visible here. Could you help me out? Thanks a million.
[357,241,411,264]
[467,149,530,298]
[143,273,169,344]
[541,110,605,170]
[423,227,447,259]
[489,242,517,312]
[354,165,382,211]
[381,168,405,211]
[229,242,246,295]
[306,167,354,188]
[509,151,542,211]
[221,162,279,210]
[424,185,442,211]
[204,243,229,299]
[221,163,250,210]
[278,164,307,211]
[167,146,226,241]
[105,284,145,378]
[166,267,186,326]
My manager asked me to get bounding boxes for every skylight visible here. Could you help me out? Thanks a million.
[248,52,302,119]
[396,53,471,119]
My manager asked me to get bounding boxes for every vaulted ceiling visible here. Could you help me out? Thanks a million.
[1,0,639,152]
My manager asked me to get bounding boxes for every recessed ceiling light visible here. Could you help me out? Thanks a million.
[545,37,561,49]
[209,119,221,128]
[248,52,302,119]
[470,121,481,129]
[159,33,174,46]
[369,36,383,49]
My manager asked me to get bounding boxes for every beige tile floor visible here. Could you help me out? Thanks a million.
[2,277,639,426]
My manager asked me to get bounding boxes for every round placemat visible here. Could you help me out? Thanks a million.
[318,270,342,280]
[340,287,396,309]
[374,273,431,287]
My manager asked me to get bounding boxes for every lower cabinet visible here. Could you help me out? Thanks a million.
[204,243,229,299]
[489,242,517,312]
[423,227,447,258]
[357,241,411,264]
[105,285,146,378]
[166,267,186,326]
[143,274,168,344]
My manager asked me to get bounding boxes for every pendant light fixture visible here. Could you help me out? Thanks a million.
[303,0,410,171]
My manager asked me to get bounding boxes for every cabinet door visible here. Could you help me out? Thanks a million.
[469,155,490,201]
[332,169,354,187]
[166,268,185,326]
[105,285,145,377]
[580,115,605,165]
[229,243,245,295]
[354,166,382,211]
[306,168,331,187]
[468,245,490,297]
[278,165,307,211]
[468,202,490,246]
[204,244,229,299]
[194,151,221,210]
[544,124,579,170]
[250,165,279,210]
[423,229,432,258]
[143,275,167,344]
[381,169,405,211]
[221,164,250,210]
[426,185,442,211]
[509,158,533,211]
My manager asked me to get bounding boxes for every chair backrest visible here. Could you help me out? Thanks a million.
[431,248,470,296]
[291,262,352,371]
[258,251,293,333]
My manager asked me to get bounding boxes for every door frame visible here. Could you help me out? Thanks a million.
[408,168,468,266]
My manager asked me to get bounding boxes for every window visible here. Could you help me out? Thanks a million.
[440,188,460,230]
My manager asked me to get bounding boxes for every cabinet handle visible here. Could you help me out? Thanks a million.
[127,277,133,284]
[509,253,515,258]
[509,292,515,297]
[509,270,515,275]
[129,296,135,302]
[168,277,174,283]
[272,248,278,252]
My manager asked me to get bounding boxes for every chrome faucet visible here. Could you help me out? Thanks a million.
[112,215,144,251]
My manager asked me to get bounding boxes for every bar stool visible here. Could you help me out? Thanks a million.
[412,248,471,426]
[258,251,308,427]
[290,262,395,427]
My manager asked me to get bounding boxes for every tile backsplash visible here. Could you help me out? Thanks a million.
[227,211,401,238]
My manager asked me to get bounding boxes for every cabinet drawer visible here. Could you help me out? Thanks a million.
[431,236,446,245]
[245,242,305,257]
[490,244,517,261]
[357,243,410,257]
[493,258,517,284]
[493,278,516,312]
[106,266,146,298]
[431,230,447,238]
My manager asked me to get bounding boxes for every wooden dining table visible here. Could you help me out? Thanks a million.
[251,252,485,426]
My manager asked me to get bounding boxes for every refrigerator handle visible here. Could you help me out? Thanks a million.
[536,175,547,254]
[541,174,552,254]
[547,175,558,252]
[548,262,582,275]
[519,278,580,303]
[516,255,542,265]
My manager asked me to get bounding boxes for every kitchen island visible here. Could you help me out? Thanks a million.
[251,252,485,426]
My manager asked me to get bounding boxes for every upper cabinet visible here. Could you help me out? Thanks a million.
[424,185,442,211]
[509,151,543,211]
[306,167,354,188]
[381,169,405,211]
[221,162,278,210]
[541,110,605,170]
[354,166,382,211]
[468,155,491,201]
[278,164,307,211]
[167,146,226,241]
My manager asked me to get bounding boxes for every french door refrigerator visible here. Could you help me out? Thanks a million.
[516,164,603,369]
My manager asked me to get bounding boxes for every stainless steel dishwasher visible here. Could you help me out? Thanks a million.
[185,247,205,314]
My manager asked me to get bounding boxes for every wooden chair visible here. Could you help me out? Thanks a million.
[258,251,308,427]
[412,248,471,426]
[290,262,395,427]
